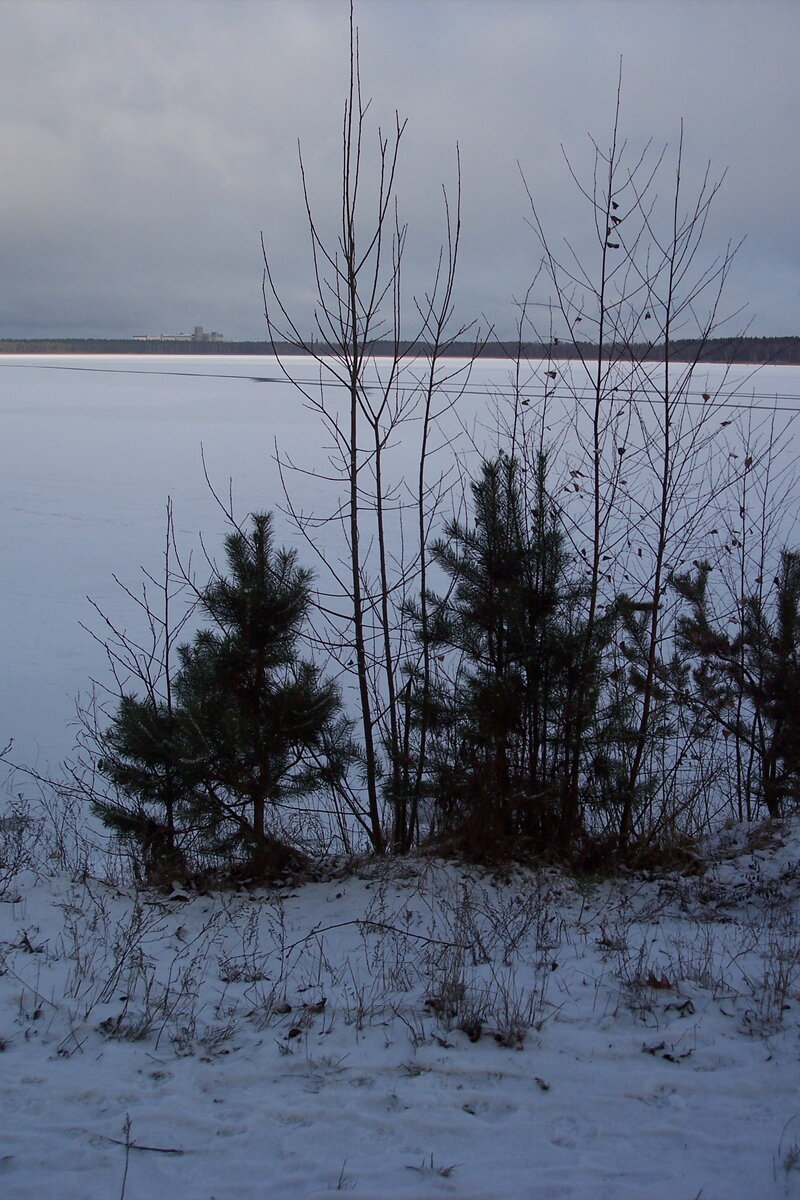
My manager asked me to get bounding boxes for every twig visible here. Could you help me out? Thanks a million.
[103,1134,186,1156]
[119,1114,132,1200]
[283,918,467,955]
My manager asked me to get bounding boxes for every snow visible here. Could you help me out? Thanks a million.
[2,354,800,1197]
[1,813,799,1199]
[0,354,332,773]
[2,353,798,773]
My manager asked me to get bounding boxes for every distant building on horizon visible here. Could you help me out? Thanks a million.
[132,325,223,343]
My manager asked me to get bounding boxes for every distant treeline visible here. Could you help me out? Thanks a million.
[2,335,800,364]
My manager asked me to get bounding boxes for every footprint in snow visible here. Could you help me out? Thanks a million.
[627,1082,683,1108]
[547,1115,590,1148]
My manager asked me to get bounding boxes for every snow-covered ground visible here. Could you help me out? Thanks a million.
[3,354,800,1198]
[1,809,799,1200]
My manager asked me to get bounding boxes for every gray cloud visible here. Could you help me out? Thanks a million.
[1,0,797,339]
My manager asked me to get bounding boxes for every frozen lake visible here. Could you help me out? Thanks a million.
[0,352,485,774]
[2,353,799,779]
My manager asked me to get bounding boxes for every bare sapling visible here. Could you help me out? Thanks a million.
[519,81,752,855]
[261,6,478,854]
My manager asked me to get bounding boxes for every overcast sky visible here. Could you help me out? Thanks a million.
[1,0,798,341]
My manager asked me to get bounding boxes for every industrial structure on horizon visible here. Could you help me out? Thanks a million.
[132,325,223,343]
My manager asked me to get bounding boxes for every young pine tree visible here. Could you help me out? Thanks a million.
[673,550,800,819]
[413,453,614,859]
[97,513,352,879]
[96,694,199,880]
